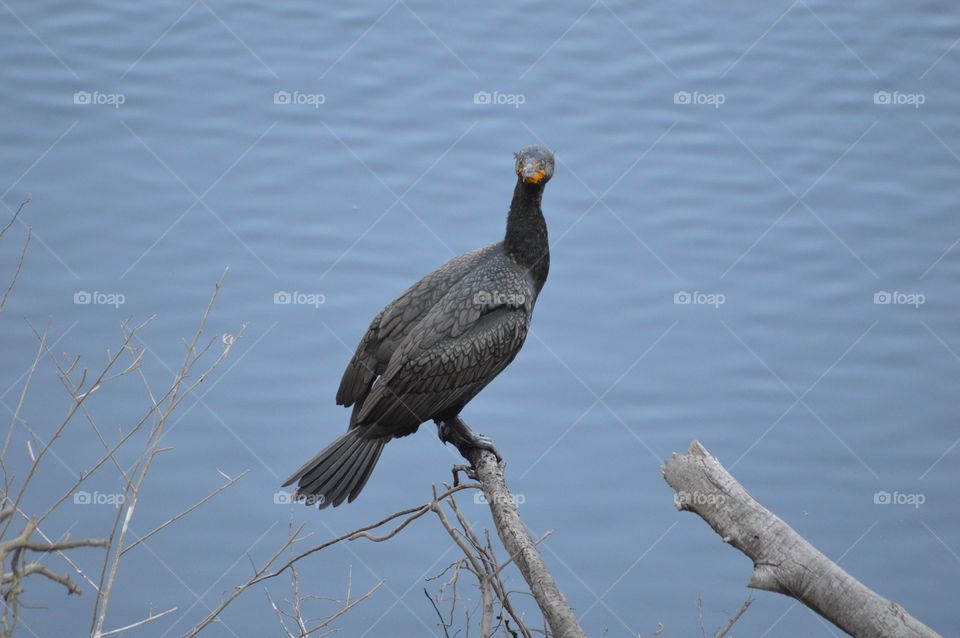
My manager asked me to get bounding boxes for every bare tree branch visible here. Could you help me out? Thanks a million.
[455,430,586,638]
[663,440,940,638]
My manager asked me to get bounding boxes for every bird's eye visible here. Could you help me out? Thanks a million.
[538,161,545,169]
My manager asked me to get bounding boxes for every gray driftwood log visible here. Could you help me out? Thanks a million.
[662,440,941,638]
[465,447,587,638]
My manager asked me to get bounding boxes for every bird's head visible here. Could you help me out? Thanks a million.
[514,145,555,186]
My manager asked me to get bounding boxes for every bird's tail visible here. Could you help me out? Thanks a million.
[282,429,387,508]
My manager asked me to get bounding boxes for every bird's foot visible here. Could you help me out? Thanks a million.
[437,417,503,462]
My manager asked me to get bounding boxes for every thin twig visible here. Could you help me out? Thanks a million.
[1,228,30,311]
[0,194,30,240]
[122,469,249,555]
[249,483,480,588]
[99,606,178,637]
[1,323,47,492]
[296,580,383,638]
[715,595,752,638]
[425,588,454,638]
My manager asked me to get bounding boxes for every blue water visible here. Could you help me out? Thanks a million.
[1,2,958,636]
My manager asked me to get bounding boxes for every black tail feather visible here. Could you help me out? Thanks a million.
[349,439,385,503]
[282,429,387,509]
[298,435,363,495]
[328,440,377,507]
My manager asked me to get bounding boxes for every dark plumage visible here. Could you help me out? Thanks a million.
[283,144,555,508]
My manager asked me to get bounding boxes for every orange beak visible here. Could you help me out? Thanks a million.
[521,164,546,184]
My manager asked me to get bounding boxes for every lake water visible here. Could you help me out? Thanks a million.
[1,1,958,636]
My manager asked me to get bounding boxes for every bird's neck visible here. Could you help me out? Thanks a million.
[504,177,550,292]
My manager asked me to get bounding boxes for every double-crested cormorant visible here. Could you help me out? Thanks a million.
[283,144,555,508]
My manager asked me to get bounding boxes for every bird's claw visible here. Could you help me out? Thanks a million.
[437,419,502,462]
[470,432,503,462]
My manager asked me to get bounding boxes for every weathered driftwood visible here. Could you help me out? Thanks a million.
[662,440,941,638]
[464,446,587,638]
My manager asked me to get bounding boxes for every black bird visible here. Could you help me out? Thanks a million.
[283,144,555,508]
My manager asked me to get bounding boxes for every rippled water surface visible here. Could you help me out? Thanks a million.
[1,2,959,636]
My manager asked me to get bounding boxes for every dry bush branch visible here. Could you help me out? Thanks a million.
[188,484,480,637]
[0,518,108,635]
[431,488,537,638]
[90,269,245,637]
[0,261,253,637]
[0,247,400,637]
[189,478,549,638]
[264,564,381,638]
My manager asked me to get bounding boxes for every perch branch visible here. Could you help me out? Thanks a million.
[456,422,586,638]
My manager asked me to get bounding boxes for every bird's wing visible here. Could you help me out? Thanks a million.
[336,243,499,408]
[355,290,531,437]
